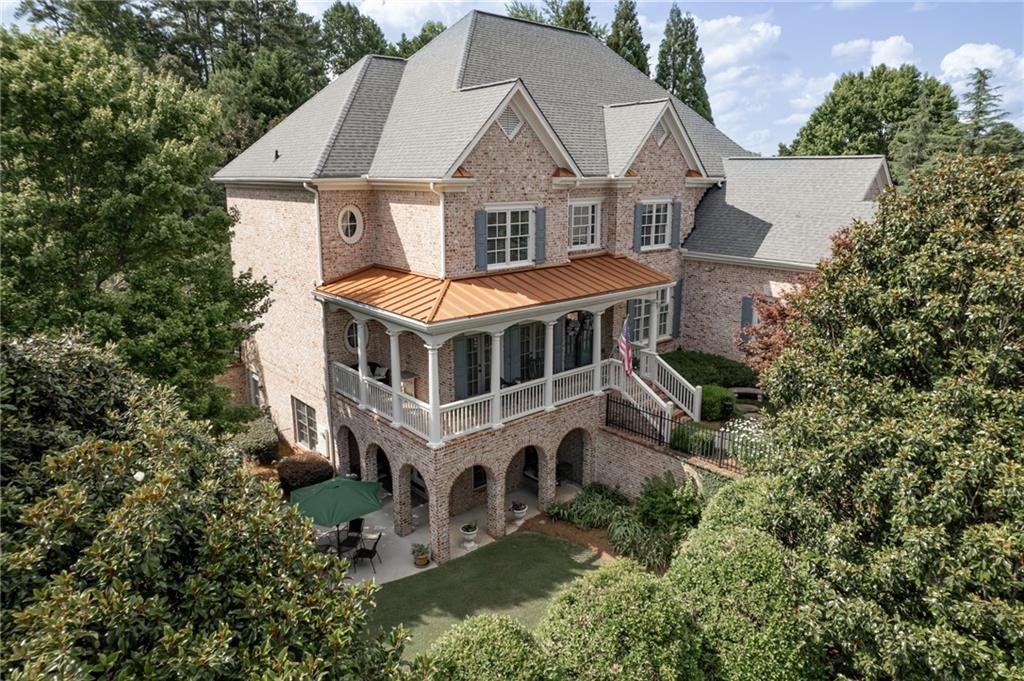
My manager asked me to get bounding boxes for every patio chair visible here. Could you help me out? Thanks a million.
[347,518,364,536]
[352,533,383,573]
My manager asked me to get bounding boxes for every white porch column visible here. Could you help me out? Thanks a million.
[490,330,504,428]
[647,295,659,354]
[387,329,403,428]
[426,342,442,447]
[591,309,604,395]
[543,319,557,411]
[356,319,369,408]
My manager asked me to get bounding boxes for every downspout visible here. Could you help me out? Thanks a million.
[303,181,338,467]
[429,182,446,278]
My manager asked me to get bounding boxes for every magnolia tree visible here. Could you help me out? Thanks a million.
[754,155,1024,679]
[0,334,408,679]
[738,271,819,374]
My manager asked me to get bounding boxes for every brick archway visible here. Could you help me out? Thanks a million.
[505,444,557,512]
[446,462,504,542]
[335,425,360,478]
[555,428,593,487]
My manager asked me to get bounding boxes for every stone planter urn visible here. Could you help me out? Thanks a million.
[411,543,430,568]
[460,523,478,545]
[510,502,528,520]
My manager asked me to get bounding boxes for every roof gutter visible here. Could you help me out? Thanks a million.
[680,249,817,272]
[685,176,726,187]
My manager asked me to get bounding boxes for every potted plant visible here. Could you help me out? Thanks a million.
[510,501,528,520]
[411,543,430,568]
[460,522,478,543]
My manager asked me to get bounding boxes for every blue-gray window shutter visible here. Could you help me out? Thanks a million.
[670,200,683,248]
[534,207,546,264]
[454,336,469,399]
[740,296,754,341]
[672,279,683,338]
[626,299,636,324]
[553,318,565,373]
[633,203,643,251]
[474,211,488,271]
[504,325,520,382]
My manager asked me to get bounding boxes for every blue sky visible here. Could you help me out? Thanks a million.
[4,1,1021,155]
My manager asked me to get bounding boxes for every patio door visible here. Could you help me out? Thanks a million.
[561,311,593,371]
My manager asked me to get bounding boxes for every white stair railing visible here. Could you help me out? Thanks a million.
[639,350,702,421]
[604,359,674,440]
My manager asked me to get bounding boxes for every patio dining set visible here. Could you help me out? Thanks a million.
[290,476,386,573]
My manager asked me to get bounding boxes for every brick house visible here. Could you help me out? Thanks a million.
[215,11,890,562]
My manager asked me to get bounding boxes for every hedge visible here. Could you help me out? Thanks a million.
[277,452,335,493]
[230,416,278,465]
[537,559,705,681]
[660,350,757,388]
[427,614,551,680]
[701,384,737,421]
[666,528,826,681]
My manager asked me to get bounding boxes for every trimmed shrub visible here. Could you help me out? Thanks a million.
[606,507,676,571]
[427,614,551,680]
[701,384,737,421]
[230,417,279,465]
[277,453,335,493]
[667,528,826,681]
[635,473,702,533]
[546,483,627,529]
[670,422,715,456]
[661,350,757,388]
[700,476,775,533]
[537,560,706,681]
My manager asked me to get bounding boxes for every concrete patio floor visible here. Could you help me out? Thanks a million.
[315,481,581,584]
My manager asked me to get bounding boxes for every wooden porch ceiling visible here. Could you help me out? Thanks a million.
[315,254,671,324]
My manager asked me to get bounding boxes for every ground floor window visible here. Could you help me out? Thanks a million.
[292,397,317,449]
[631,290,671,343]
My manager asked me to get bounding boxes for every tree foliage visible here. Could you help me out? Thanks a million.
[655,5,712,122]
[393,20,446,59]
[0,334,407,678]
[427,614,552,680]
[504,0,606,38]
[738,271,819,373]
[0,30,271,421]
[606,0,648,75]
[321,1,389,74]
[961,67,1006,154]
[755,155,1024,679]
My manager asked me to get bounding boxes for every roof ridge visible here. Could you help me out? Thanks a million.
[727,155,886,161]
[470,9,596,38]
[314,56,373,177]
[604,98,669,109]
[426,279,452,323]
[459,78,520,92]
[455,10,478,90]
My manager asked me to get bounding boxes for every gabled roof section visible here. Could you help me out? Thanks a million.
[604,101,667,178]
[214,55,404,181]
[686,156,891,266]
[315,254,671,325]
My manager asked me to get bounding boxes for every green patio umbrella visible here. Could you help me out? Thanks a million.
[290,477,383,556]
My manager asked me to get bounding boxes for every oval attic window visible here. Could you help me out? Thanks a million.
[338,205,364,244]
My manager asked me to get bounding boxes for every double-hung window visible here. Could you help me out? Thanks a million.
[569,200,600,250]
[631,289,672,343]
[292,397,318,449]
[487,206,533,268]
[640,201,670,250]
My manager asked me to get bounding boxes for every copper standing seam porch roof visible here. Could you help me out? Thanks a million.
[315,254,672,324]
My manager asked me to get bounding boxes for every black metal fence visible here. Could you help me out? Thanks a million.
[605,396,771,474]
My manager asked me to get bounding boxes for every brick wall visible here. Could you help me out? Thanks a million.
[228,186,328,454]
[681,259,807,361]
[214,362,249,405]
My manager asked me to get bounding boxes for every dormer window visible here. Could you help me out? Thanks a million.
[653,120,668,146]
[498,106,523,140]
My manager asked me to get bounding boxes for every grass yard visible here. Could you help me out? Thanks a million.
[368,532,607,658]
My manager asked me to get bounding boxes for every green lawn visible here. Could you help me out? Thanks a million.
[368,532,606,658]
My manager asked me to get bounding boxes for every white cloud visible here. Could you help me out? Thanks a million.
[832,35,914,66]
[787,71,838,110]
[638,13,665,74]
[774,112,810,126]
[696,14,782,72]
[910,2,934,11]
[357,0,478,40]
[940,42,1024,109]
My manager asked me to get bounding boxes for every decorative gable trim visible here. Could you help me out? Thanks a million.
[444,80,582,180]
[497,105,523,140]
[653,120,668,147]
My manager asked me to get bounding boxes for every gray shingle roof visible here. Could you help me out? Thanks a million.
[214,10,752,181]
[686,156,890,266]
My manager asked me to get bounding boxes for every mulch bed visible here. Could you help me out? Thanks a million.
[516,512,616,560]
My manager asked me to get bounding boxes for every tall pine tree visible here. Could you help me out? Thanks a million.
[961,68,1007,155]
[889,86,961,182]
[655,5,712,122]
[606,0,648,75]
[554,0,606,38]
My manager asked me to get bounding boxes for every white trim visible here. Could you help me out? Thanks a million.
[443,81,582,180]
[567,199,601,251]
[662,104,709,177]
[637,200,672,251]
[483,201,538,211]
[638,196,673,205]
[484,205,535,271]
[552,176,639,189]
[497,103,524,140]
[685,176,726,187]
[680,249,818,271]
[337,204,364,244]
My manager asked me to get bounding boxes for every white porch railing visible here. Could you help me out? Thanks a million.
[399,394,431,439]
[331,362,361,401]
[501,378,546,420]
[366,380,393,420]
[640,350,702,421]
[553,365,595,404]
[440,393,492,439]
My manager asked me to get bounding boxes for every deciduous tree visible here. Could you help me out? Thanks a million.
[392,20,445,58]
[655,5,712,122]
[321,0,389,74]
[0,30,271,422]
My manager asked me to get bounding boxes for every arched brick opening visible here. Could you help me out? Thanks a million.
[336,425,360,478]
[555,428,591,487]
[506,444,556,511]
[448,462,504,541]
[393,462,428,538]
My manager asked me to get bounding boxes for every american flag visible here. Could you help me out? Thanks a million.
[618,317,633,377]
